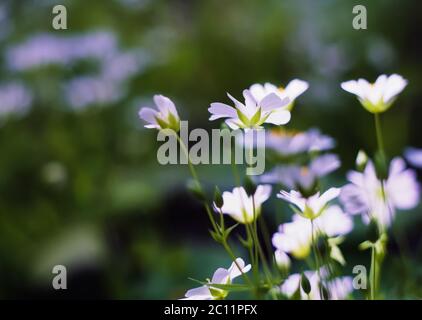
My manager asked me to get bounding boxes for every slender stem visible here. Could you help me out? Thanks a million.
[175,133,218,231]
[222,238,254,288]
[231,148,241,187]
[311,219,324,299]
[370,246,376,300]
[374,113,385,162]
[251,197,277,300]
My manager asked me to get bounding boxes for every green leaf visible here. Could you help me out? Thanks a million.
[223,223,238,238]
[213,186,223,209]
[300,273,311,295]
[205,283,251,292]
[236,109,250,127]
[359,240,374,251]
[250,107,261,126]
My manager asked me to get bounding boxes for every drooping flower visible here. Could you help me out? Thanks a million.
[274,250,291,272]
[272,206,352,260]
[405,147,422,169]
[259,154,340,192]
[341,74,407,113]
[279,271,353,300]
[180,258,251,300]
[138,94,180,131]
[249,79,309,111]
[208,89,290,130]
[277,187,340,219]
[217,185,272,224]
[340,157,420,228]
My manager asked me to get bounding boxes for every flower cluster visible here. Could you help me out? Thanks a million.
[139,74,420,300]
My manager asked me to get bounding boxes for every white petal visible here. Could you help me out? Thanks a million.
[249,83,266,102]
[227,258,251,280]
[138,107,158,126]
[260,93,289,111]
[153,94,178,117]
[317,187,340,208]
[227,92,250,116]
[208,102,237,120]
[265,110,291,125]
[285,79,309,100]
[254,185,272,206]
[383,74,407,104]
[211,268,230,284]
[341,79,367,100]
[224,118,240,130]
[183,286,213,300]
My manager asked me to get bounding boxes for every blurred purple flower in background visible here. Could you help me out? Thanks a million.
[6,31,149,110]
[0,82,32,120]
[64,77,122,111]
[265,128,335,156]
[6,32,117,71]
[405,147,422,169]
[340,157,420,228]
[259,154,340,191]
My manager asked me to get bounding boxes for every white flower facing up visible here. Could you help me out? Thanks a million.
[249,79,309,111]
[277,187,341,220]
[208,89,290,130]
[340,157,420,229]
[341,74,407,113]
[217,185,272,224]
[181,258,251,300]
[272,206,353,260]
[138,94,180,131]
[279,271,353,300]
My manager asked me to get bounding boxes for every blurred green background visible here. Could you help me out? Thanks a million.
[0,0,421,299]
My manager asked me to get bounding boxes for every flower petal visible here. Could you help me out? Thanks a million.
[285,79,309,100]
[208,102,237,120]
[260,93,289,111]
[265,110,291,125]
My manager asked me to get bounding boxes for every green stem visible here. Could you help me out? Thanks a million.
[175,133,218,231]
[221,238,254,288]
[311,219,324,299]
[374,113,387,169]
[370,246,376,300]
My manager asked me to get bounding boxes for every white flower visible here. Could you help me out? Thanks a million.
[208,89,290,130]
[138,94,180,131]
[218,185,272,224]
[274,250,291,271]
[277,187,340,219]
[181,258,251,300]
[341,74,407,113]
[405,147,422,168]
[272,206,352,260]
[340,157,420,229]
[249,79,309,111]
[272,216,312,259]
[279,271,353,300]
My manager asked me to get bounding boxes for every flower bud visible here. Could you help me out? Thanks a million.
[275,250,290,272]
[213,186,224,209]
